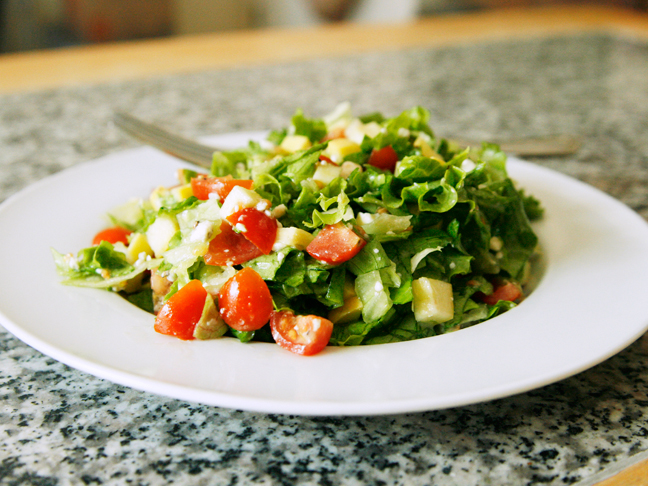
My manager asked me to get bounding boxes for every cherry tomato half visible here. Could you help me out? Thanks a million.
[270,310,333,356]
[306,223,366,265]
[204,221,263,266]
[154,280,207,340]
[218,267,273,332]
[320,128,345,142]
[481,282,522,306]
[367,145,399,172]
[191,175,254,201]
[318,154,338,165]
[92,226,131,246]
[226,208,278,255]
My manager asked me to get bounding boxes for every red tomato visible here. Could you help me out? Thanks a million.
[270,310,333,356]
[191,175,254,201]
[481,282,522,306]
[320,128,345,142]
[204,221,263,266]
[226,208,278,255]
[218,268,273,332]
[92,227,131,246]
[154,280,207,340]
[306,223,366,265]
[368,145,399,172]
[318,154,338,165]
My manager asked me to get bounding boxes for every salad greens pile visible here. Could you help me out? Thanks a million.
[53,103,543,347]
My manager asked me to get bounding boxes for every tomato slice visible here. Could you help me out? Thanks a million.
[368,145,399,172]
[270,310,333,356]
[318,154,338,165]
[226,208,278,255]
[320,128,345,142]
[204,221,263,266]
[92,226,131,246]
[306,223,366,265]
[481,282,522,306]
[218,268,273,332]
[191,175,254,201]
[154,280,207,340]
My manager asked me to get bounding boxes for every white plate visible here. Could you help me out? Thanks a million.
[2,132,648,416]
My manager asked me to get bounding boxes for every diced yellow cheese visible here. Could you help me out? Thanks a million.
[413,134,440,158]
[149,186,171,212]
[322,138,361,163]
[280,135,312,153]
[345,119,383,144]
[146,214,179,257]
[125,233,153,264]
[412,277,454,324]
[343,277,356,300]
[328,296,363,324]
[273,227,315,251]
[312,163,342,187]
[340,161,363,179]
[171,183,194,202]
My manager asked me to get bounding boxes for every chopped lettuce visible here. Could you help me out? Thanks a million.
[53,103,543,349]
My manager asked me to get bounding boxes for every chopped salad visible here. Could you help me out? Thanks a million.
[52,103,543,356]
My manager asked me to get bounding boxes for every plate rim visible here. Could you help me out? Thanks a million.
[2,133,648,416]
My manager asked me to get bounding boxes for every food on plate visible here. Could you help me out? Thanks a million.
[52,103,543,355]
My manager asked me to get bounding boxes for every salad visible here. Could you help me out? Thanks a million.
[52,103,543,356]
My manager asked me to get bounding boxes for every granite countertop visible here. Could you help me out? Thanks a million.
[2,33,648,485]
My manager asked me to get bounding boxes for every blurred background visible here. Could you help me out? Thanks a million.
[0,0,645,54]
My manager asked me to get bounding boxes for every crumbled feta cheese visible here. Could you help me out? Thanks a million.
[134,251,149,267]
[190,220,214,243]
[256,200,271,212]
[357,213,375,225]
[234,223,247,233]
[397,127,410,138]
[461,158,477,173]
[271,204,287,219]
[64,253,79,270]
[374,281,383,292]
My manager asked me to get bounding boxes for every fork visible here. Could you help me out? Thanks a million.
[113,112,216,168]
[112,112,581,167]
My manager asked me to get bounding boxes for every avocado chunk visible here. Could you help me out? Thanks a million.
[193,293,228,340]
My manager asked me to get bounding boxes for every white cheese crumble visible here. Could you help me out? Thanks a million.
[461,158,477,173]
[64,254,79,270]
[256,200,271,212]
[190,220,214,243]
[272,204,287,219]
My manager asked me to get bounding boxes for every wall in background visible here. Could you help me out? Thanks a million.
[0,0,643,53]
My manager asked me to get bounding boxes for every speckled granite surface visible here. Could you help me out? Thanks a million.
[2,33,648,485]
